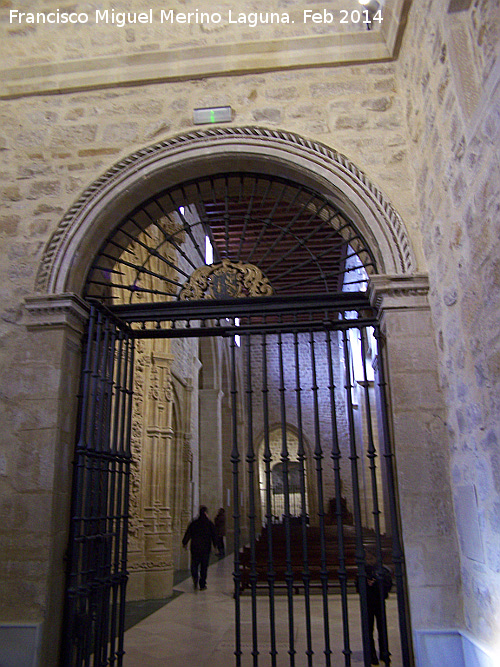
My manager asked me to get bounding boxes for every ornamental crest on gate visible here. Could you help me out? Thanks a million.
[179,259,273,300]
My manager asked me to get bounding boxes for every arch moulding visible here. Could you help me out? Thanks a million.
[35,127,417,295]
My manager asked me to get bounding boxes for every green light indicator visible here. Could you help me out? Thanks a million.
[193,106,232,125]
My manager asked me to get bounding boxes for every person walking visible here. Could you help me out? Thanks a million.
[182,506,217,590]
[214,508,226,557]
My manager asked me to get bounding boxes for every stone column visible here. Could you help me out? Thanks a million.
[128,345,175,601]
[143,351,174,598]
[369,276,463,641]
[19,294,89,667]
[199,389,224,516]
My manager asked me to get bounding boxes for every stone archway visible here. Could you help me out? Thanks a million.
[26,127,443,667]
[34,127,417,298]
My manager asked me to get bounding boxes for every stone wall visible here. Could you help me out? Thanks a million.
[1,0,404,97]
[397,0,500,651]
[0,58,420,309]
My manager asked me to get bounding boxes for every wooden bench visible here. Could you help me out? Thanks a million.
[238,525,392,593]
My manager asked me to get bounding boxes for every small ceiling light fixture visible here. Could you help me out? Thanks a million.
[358,0,381,30]
[193,106,233,125]
[358,0,380,10]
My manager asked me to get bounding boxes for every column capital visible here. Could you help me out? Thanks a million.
[23,293,90,335]
[369,274,430,311]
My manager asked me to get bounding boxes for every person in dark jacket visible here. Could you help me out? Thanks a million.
[356,551,393,665]
[214,508,226,557]
[182,506,217,590]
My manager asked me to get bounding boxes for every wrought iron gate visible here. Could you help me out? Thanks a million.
[63,163,412,666]
[63,293,412,666]
[62,303,135,666]
[110,292,412,667]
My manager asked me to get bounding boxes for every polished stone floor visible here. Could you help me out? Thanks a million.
[124,555,403,666]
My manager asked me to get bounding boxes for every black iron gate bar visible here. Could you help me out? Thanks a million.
[341,326,374,661]
[225,319,411,667]
[359,328,391,665]
[308,328,332,664]
[325,326,352,662]
[108,293,377,339]
[261,331,278,666]
[374,328,412,667]
[244,331,259,665]
[293,329,314,667]
[231,334,243,666]
[278,329,297,665]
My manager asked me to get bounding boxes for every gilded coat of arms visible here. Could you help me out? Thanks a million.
[179,259,273,300]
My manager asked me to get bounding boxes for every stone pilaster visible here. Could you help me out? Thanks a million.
[369,275,463,633]
[24,293,89,335]
[19,294,89,667]
[128,344,175,601]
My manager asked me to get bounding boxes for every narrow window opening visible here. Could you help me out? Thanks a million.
[205,235,214,265]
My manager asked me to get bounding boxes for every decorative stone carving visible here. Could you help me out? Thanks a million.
[368,274,430,309]
[128,560,172,573]
[179,258,274,300]
[23,294,89,334]
[149,363,160,400]
[158,216,186,244]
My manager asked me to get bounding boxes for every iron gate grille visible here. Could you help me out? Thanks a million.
[83,172,376,304]
[62,304,135,667]
[111,293,412,667]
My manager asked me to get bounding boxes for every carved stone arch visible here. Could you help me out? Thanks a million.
[258,421,313,455]
[35,127,417,295]
[255,422,315,485]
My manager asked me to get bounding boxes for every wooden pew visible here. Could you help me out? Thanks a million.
[238,524,393,593]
